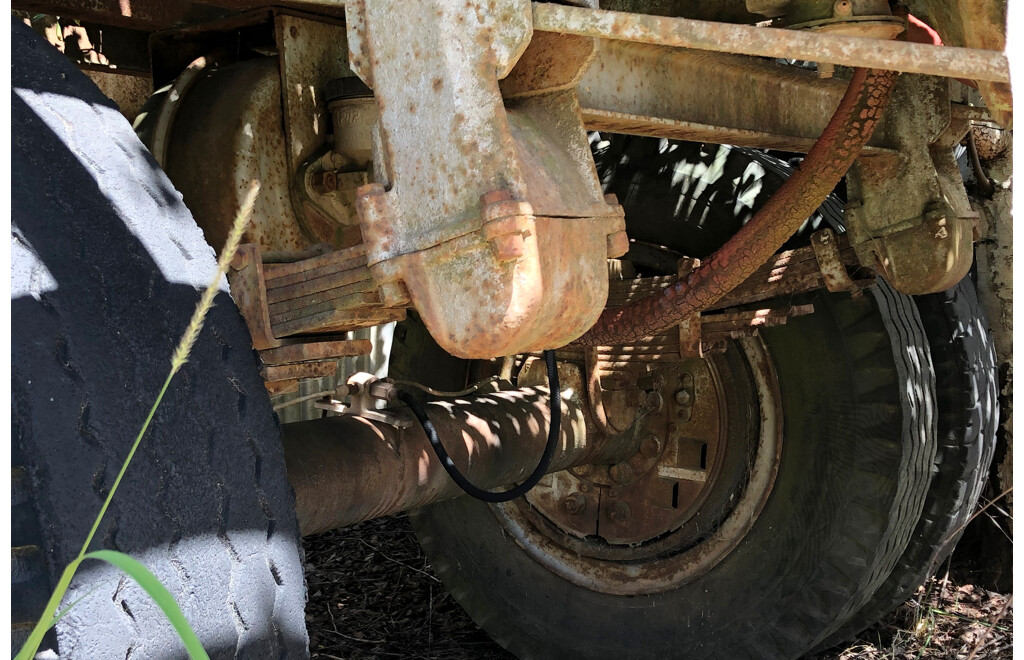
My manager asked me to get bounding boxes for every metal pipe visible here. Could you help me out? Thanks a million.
[532,3,1010,84]
[576,67,897,346]
[284,388,637,535]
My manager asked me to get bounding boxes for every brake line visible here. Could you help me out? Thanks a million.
[396,350,561,503]
[575,67,898,346]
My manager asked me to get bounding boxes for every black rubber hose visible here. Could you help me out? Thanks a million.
[397,350,561,503]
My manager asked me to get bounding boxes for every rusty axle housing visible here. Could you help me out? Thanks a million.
[283,387,638,535]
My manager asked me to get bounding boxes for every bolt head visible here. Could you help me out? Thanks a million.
[640,434,662,458]
[563,493,586,515]
[833,0,853,16]
[490,233,526,261]
[311,170,338,194]
[609,501,632,525]
[610,463,633,484]
[674,389,692,405]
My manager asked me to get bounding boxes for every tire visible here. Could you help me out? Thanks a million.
[595,138,999,650]
[408,284,935,659]
[11,19,308,659]
[400,137,991,659]
[813,273,999,649]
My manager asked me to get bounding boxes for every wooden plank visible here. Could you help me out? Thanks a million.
[260,361,337,382]
[259,340,373,366]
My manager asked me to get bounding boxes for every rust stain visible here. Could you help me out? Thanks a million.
[576,67,897,346]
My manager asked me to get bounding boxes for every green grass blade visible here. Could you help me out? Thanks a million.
[15,182,258,660]
[46,587,98,631]
[82,550,211,660]
[14,560,80,660]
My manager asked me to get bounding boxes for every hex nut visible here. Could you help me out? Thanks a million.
[640,434,663,458]
[674,389,692,405]
[572,464,592,477]
[311,170,339,194]
[610,462,633,484]
[563,493,587,515]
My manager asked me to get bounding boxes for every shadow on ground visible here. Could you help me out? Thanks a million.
[304,516,1012,660]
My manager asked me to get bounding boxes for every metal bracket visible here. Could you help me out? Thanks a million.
[810,228,862,296]
[342,0,626,358]
[316,372,413,429]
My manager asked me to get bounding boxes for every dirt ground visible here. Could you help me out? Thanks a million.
[304,515,1012,660]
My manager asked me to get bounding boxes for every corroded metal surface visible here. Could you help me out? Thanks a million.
[522,359,724,546]
[276,14,367,244]
[532,2,1009,82]
[493,337,783,595]
[228,244,281,350]
[259,339,373,366]
[577,40,898,157]
[156,56,312,252]
[846,75,976,294]
[576,67,896,346]
[344,0,625,358]
[811,228,861,294]
[916,0,1010,127]
[284,388,638,535]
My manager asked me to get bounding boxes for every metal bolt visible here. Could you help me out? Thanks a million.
[640,434,662,458]
[311,170,338,194]
[609,501,631,525]
[563,493,587,515]
[674,389,692,406]
[606,230,629,258]
[490,233,526,261]
[609,462,633,484]
[833,0,853,16]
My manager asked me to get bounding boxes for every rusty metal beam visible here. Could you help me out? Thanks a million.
[576,67,896,346]
[577,40,897,156]
[284,388,637,535]
[533,2,1010,83]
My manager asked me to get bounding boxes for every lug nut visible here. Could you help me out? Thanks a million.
[311,170,338,194]
[640,434,662,458]
[609,501,631,525]
[563,493,587,515]
[610,462,633,484]
[675,389,692,405]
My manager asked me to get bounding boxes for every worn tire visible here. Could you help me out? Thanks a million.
[813,275,999,649]
[605,138,999,651]
[11,19,308,659]
[399,137,940,659]
[665,144,1000,649]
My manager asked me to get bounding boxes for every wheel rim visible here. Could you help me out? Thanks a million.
[493,336,783,596]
